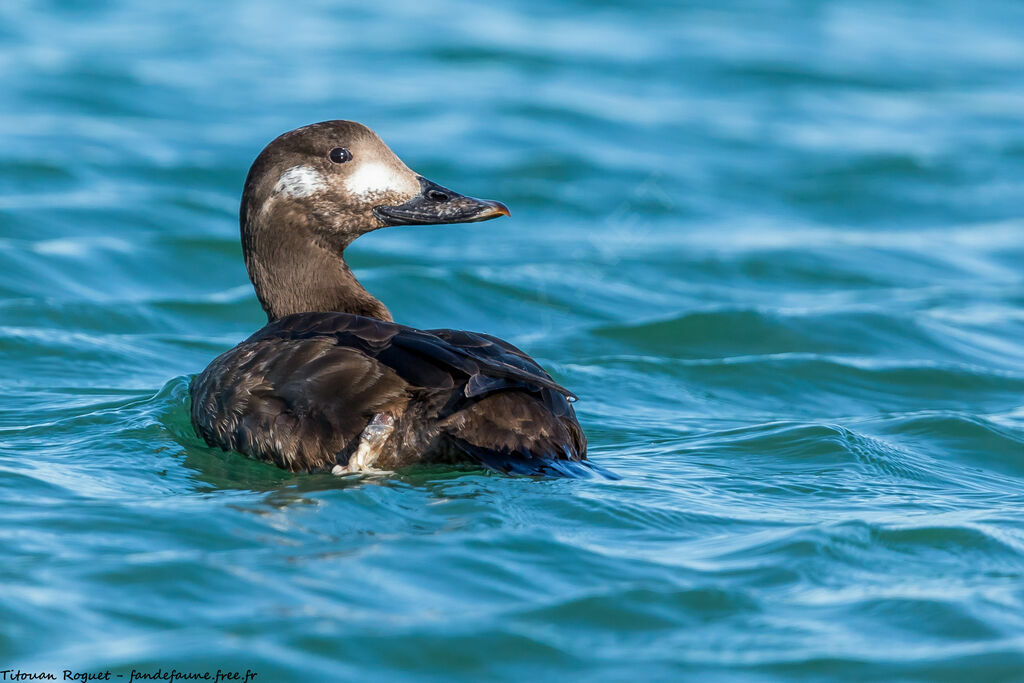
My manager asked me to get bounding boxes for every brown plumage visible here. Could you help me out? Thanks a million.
[189,121,610,477]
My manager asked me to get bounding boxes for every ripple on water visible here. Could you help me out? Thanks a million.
[2,0,1024,679]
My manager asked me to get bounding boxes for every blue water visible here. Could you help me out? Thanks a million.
[2,0,1024,680]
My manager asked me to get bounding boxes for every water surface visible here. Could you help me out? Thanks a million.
[2,0,1024,680]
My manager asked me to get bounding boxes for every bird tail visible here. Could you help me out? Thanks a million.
[446,437,620,479]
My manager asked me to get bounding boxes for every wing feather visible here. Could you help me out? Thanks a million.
[190,312,610,477]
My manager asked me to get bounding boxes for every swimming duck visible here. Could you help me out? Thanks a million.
[190,120,606,477]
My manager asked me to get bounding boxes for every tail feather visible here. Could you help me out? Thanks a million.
[447,437,620,479]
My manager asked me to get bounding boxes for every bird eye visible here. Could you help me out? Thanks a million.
[328,147,352,164]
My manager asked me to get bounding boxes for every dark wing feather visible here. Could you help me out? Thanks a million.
[192,312,611,478]
[190,334,407,472]
[440,390,604,477]
[425,328,577,399]
[251,315,572,398]
[424,330,616,478]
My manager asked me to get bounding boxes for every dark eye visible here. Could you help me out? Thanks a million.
[328,147,352,164]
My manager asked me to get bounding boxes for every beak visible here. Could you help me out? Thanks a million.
[373,177,510,227]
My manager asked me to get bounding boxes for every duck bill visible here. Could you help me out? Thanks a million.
[373,177,510,227]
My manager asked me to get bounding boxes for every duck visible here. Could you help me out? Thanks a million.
[189,120,610,478]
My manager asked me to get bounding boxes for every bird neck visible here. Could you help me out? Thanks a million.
[243,222,392,323]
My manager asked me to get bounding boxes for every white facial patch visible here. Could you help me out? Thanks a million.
[345,162,419,200]
[274,165,326,198]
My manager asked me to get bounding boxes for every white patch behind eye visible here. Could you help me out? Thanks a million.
[345,162,419,199]
[274,165,326,198]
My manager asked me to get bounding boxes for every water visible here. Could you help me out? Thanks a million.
[2,0,1024,679]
